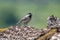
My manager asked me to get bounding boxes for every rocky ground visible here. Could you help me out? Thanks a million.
[0,26,60,40]
[0,26,46,40]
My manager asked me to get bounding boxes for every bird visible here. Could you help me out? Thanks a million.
[47,15,57,28]
[16,13,32,27]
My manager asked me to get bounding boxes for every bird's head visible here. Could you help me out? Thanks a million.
[28,13,32,18]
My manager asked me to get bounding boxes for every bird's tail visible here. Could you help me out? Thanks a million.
[16,20,22,27]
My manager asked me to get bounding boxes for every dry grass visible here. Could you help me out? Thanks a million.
[0,28,8,32]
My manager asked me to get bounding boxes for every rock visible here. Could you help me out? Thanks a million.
[0,26,43,40]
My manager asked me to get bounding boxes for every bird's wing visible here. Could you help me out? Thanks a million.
[20,17,29,22]
[16,16,29,25]
[16,14,30,25]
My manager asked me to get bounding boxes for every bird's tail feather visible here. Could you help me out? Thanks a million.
[16,20,22,27]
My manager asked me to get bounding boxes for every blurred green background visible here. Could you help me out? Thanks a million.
[0,0,60,28]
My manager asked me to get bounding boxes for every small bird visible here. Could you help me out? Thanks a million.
[17,13,32,27]
[47,15,57,28]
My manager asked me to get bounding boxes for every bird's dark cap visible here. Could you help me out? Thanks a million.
[28,13,32,14]
[28,13,32,18]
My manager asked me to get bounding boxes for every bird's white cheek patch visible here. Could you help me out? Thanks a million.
[25,15,29,17]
